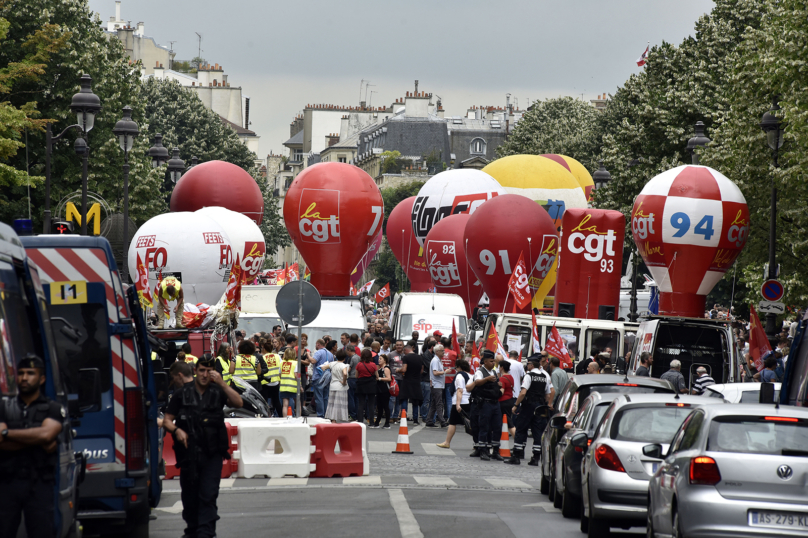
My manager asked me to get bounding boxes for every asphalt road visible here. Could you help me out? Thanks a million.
[149,420,644,537]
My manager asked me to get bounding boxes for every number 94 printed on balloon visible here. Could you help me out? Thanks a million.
[662,198,722,247]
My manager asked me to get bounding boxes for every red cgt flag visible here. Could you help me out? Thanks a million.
[135,253,154,306]
[451,319,462,357]
[374,283,390,303]
[483,321,507,358]
[545,323,572,369]
[507,251,531,311]
[225,257,244,310]
[749,305,772,371]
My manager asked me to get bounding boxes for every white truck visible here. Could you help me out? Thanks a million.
[239,285,283,335]
[288,296,366,343]
[390,292,469,345]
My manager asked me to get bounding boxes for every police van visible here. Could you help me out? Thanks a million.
[22,234,166,538]
[0,222,82,537]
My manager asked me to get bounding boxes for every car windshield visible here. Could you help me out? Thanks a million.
[290,327,361,344]
[611,406,692,444]
[239,316,282,335]
[708,417,808,455]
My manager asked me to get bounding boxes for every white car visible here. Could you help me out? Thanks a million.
[703,383,781,404]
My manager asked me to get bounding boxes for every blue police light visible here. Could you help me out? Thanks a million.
[13,219,34,236]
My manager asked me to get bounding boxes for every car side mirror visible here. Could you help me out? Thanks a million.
[77,368,101,412]
[153,372,169,407]
[571,432,589,449]
[551,415,568,429]
[642,443,663,459]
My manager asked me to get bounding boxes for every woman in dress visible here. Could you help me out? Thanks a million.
[324,349,350,422]
[373,355,392,429]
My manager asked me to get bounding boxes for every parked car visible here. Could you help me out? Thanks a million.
[646,404,808,538]
[540,374,676,497]
[703,382,781,403]
[551,391,612,517]
[579,394,726,537]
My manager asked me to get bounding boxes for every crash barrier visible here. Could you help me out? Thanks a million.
[234,420,316,478]
[162,421,239,479]
[222,422,239,478]
[163,430,180,479]
[310,423,365,478]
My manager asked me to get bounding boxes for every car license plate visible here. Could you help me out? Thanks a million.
[749,511,808,529]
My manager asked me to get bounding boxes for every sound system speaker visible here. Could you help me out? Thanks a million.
[558,303,576,318]
[599,305,616,321]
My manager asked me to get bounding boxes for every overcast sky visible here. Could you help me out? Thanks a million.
[88,0,714,157]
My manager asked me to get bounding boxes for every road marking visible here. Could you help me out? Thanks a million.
[220,478,235,488]
[343,475,382,485]
[414,476,456,486]
[267,477,309,486]
[156,500,183,513]
[485,478,533,489]
[408,423,425,436]
[388,488,424,538]
[421,443,456,456]
[369,441,397,453]
[521,501,560,512]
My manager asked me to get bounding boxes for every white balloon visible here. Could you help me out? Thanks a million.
[411,169,506,246]
[195,207,266,281]
[127,212,234,306]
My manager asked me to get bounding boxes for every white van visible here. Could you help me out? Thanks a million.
[390,292,468,345]
[239,285,283,335]
[288,296,366,343]
[480,313,639,367]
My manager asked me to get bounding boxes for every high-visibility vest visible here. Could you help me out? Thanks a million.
[262,353,281,385]
[233,354,258,381]
[151,351,159,362]
[280,359,298,392]
[184,354,198,364]
[218,356,232,384]
[159,276,182,300]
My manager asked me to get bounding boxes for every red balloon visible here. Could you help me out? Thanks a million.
[465,194,558,314]
[170,160,264,225]
[423,214,481,318]
[283,162,384,297]
[386,197,432,292]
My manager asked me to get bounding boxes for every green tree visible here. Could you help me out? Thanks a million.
[373,180,425,294]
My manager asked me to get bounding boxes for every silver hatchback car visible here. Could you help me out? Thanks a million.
[579,394,726,537]
[646,404,808,538]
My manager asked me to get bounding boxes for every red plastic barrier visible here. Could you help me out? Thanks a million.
[222,422,239,478]
[163,430,180,479]
[310,423,364,478]
[162,422,238,479]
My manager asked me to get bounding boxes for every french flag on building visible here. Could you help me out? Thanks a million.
[636,42,649,67]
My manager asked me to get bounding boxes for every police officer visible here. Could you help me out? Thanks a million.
[163,354,243,538]
[466,350,503,461]
[508,355,554,466]
[0,354,65,538]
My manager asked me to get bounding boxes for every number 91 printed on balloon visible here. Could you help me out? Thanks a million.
[631,165,750,318]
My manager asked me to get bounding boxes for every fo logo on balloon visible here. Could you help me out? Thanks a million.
[425,240,460,287]
[298,188,340,243]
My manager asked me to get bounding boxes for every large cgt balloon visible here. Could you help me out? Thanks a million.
[423,214,481,318]
[283,162,384,297]
[171,160,264,225]
[411,169,505,246]
[386,197,432,292]
[632,165,750,318]
[465,195,558,314]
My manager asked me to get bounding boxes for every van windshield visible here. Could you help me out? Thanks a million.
[239,315,282,336]
[49,304,112,394]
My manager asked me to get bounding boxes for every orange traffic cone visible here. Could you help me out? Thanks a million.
[286,405,293,418]
[499,414,511,458]
[392,409,414,454]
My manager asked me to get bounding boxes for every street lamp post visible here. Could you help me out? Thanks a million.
[147,134,169,169]
[166,148,185,184]
[592,160,611,190]
[686,121,711,165]
[760,97,786,344]
[69,74,102,235]
[112,106,139,282]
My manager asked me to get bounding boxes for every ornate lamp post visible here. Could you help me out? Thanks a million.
[592,160,612,190]
[166,148,185,184]
[147,133,169,168]
[112,106,139,281]
[686,121,711,165]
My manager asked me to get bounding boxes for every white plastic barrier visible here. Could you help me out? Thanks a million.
[359,422,370,476]
[233,420,316,478]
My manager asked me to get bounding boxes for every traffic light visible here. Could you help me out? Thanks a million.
[51,221,75,235]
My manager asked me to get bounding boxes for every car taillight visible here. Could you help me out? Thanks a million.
[689,456,721,485]
[125,388,145,471]
[595,444,625,472]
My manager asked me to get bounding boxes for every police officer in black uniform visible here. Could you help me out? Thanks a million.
[466,350,503,461]
[163,353,243,538]
[0,354,65,538]
[507,355,554,466]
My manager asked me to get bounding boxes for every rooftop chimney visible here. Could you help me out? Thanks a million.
[115,1,121,21]
[414,79,419,94]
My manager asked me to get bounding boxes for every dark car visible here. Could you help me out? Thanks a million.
[540,374,676,501]
[550,391,612,517]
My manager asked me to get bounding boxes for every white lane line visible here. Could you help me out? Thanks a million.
[156,500,183,513]
[388,488,424,538]
[485,478,533,489]
[369,441,397,453]
[408,424,425,436]
[421,443,456,456]
[414,476,456,487]
[343,475,382,485]
[220,478,236,488]
[267,477,309,486]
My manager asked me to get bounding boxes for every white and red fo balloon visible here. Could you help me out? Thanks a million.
[386,197,432,292]
[631,165,749,318]
[283,162,384,297]
[423,214,481,318]
[196,207,266,283]
[465,194,558,314]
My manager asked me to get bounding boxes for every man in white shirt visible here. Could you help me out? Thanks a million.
[506,350,525,398]
[426,344,447,427]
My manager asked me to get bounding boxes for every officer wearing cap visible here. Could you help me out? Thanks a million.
[466,350,503,461]
[507,355,554,466]
[163,353,243,538]
[0,354,65,537]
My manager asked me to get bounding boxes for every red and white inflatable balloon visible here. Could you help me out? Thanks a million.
[283,162,384,297]
[464,194,558,314]
[631,165,749,318]
[423,214,481,317]
[196,207,266,282]
[386,197,432,292]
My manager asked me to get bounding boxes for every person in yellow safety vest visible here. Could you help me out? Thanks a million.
[229,340,261,391]
[279,348,299,417]
[154,276,185,329]
[151,350,162,369]
[181,343,198,365]
[214,342,233,385]
[259,341,283,416]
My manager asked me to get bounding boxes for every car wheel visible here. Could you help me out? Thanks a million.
[580,489,589,533]
[549,465,557,501]
[553,466,563,508]
[540,472,549,494]
[646,504,654,538]
[587,485,610,538]
[562,477,580,518]
[672,507,682,538]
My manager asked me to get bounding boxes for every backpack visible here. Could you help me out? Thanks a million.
[388,375,400,397]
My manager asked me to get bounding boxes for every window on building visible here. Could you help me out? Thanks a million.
[292,149,303,162]
[470,138,486,155]
[338,157,347,163]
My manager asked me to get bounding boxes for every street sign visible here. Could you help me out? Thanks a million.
[760,279,785,302]
[276,280,321,326]
[758,301,785,315]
